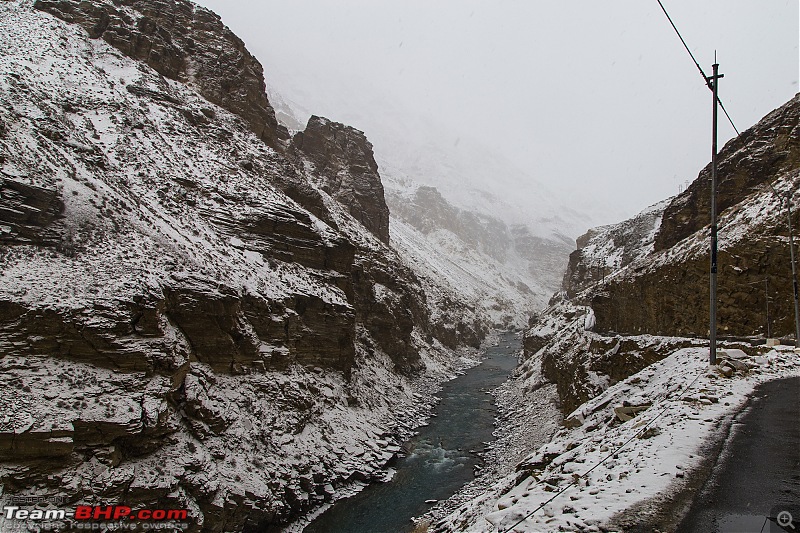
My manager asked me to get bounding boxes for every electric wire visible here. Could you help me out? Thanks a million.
[656,0,707,87]
[656,0,741,136]
[497,5,751,531]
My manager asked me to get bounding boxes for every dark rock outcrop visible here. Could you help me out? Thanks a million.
[291,116,390,244]
[203,201,356,274]
[34,0,289,148]
[0,177,64,245]
[351,252,425,373]
[591,95,800,338]
[539,325,699,414]
[591,239,800,337]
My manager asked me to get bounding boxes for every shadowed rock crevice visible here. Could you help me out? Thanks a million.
[0,177,65,245]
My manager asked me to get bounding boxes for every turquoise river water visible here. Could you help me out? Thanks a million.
[303,331,520,533]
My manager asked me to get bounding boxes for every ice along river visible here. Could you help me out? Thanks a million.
[304,331,520,533]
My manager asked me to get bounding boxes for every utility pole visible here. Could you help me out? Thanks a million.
[784,192,800,349]
[765,278,771,339]
[708,61,723,366]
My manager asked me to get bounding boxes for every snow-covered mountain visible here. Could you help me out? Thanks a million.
[0,1,486,529]
[387,186,570,328]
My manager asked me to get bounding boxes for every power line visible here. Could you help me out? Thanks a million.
[655,0,741,136]
[656,0,708,87]
[500,7,747,531]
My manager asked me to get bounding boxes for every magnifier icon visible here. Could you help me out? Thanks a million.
[778,511,796,530]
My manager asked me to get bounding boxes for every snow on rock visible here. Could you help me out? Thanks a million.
[0,1,486,530]
[562,199,668,298]
[387,186,571,331]
[435,345,800,532]
[587,94,800,338]
[269,85,579,332]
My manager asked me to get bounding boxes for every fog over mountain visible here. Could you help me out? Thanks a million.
[196,0,797,226]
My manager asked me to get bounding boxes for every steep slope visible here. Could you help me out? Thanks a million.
[0,1,481,530]
[561,199,669,299]
[290,116,390,245]
[33,0,290,149]
[592,93,800,338]
[525,93,800,415]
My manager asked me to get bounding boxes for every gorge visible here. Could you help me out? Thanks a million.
[1,1,799,532]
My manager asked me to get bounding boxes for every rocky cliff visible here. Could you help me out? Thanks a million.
[291,116,390,245]
[593,94,800,338]
[0,1,481,530]
[561,199,668,299]
[524,93,800,414]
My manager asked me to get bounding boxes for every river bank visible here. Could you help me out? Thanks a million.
[294,332,522,533]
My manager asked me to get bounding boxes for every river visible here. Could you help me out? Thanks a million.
[303,331,520,533]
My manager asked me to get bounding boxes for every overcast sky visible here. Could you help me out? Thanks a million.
[196,0,798,224]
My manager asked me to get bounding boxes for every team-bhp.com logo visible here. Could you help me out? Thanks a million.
[2,504,190,530]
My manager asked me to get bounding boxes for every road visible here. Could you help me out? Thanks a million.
[678,376,800,533]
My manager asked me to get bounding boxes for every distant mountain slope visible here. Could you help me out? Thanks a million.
[387,185,571,328]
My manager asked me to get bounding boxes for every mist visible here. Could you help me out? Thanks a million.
[195,0,798,226]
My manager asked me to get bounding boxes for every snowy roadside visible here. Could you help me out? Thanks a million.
[435,344,800,532]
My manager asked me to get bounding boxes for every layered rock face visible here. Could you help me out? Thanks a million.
[655,97,800,252]
[0,2,479,530]
[291,116,390,244]
[524,93,800,414]
[34,0,290,149]
[0,178,65,245]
